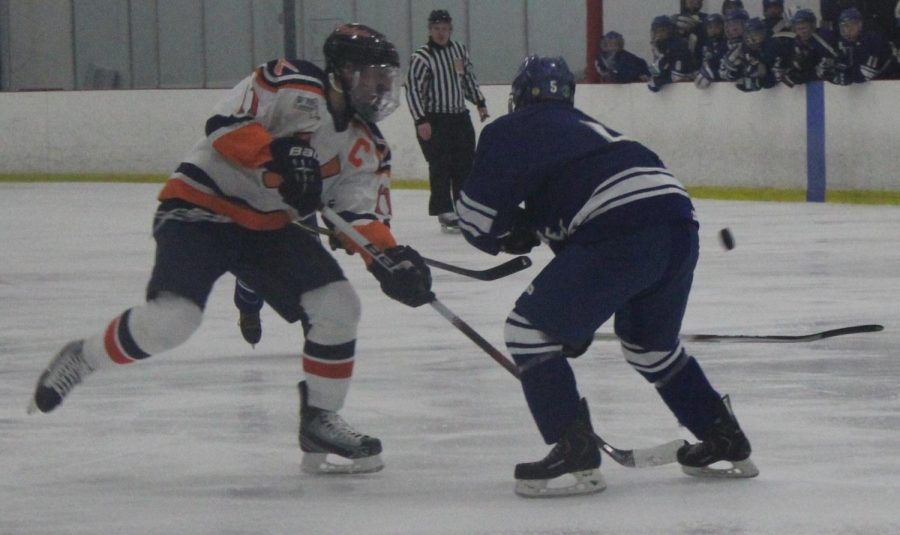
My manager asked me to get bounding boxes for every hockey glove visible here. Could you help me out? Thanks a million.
[500,209,540,255]
[369,246,435,308]
[267,137,322,217]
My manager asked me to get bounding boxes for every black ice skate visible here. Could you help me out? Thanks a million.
[298,381,383,474]
[28,340,94,414]
[677,395,759,478]
[238,310,262,346]
[437,212,461,234]
[514,399,605,497]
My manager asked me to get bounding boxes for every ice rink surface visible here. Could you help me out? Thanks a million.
[2,184,899,534]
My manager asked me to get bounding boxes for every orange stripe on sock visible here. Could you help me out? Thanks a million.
[104,317,135,365]
[302,357,354,379]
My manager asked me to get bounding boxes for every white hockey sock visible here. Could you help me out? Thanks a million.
[300,281,360,411]
[82,292,202,369]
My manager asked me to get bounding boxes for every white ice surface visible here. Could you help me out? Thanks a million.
[2,184,899,535]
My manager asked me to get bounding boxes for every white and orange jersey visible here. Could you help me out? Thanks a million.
[158,58,328,231]
[315,115,397,260]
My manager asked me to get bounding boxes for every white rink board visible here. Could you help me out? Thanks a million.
[0,81,898,191]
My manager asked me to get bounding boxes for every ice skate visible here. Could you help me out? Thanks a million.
[298,381,383,474]
[437,212,461,234]
[514,399,605,497]
[238,310,262,346]
[28,340,94,414]
[677,395,759,478]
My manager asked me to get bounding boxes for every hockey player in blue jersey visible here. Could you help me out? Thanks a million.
[824,8,898,84]
[782,9,840,87]
[456,56,758,497]
[647,15,697,91]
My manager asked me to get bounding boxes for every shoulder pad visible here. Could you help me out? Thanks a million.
[256,59,326,93]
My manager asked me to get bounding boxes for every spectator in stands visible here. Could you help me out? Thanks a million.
[594,31,651,83]
[675,0,710,63]
[719,9,751,82]
[648,15,697,91]
[763,0,791,35]
[695,14,729,87]
[822,7,898,83]
[781,9,840,87]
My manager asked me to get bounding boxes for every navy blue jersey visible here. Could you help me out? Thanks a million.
[649,36,697,90]
[699,35,729,80]
[457,102,695,256]
[595,49,651,83]
[784,29,840,84]
[832,31,897,83]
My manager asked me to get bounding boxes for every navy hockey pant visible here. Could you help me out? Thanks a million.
[509,221,721,443]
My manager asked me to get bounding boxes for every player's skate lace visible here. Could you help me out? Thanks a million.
[30,340,93,413]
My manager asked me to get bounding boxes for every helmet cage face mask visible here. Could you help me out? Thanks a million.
[341,63,401,123]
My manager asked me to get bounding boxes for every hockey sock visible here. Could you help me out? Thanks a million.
[654,356,723,438]
[300,281,360,411]
[513,352,581,445]
[82,292,202,369]
[234,279,264,314]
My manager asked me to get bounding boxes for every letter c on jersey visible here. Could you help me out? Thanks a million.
[349,138,372,167]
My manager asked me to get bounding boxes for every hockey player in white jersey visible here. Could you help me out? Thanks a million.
[235,92,398,346]
[28,24,434,475]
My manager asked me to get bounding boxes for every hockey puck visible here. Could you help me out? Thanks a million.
[719,228,735,250]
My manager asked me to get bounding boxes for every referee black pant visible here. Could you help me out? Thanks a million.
[416,112,476,216]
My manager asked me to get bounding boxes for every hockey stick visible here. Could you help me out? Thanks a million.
[592,324,884,344]
[320,207,680,468]
[293,220,532,281]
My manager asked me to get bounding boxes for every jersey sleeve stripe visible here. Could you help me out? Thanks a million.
[320,155,342,178]
[255,66,325,95]
[159,177,291,231]
[210,122,273,169]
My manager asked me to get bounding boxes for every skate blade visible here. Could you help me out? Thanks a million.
[440,226,461,234]
[301,453,384,475]
[681,458,760,479]
[514,469,607,498]
[26,398,38,415]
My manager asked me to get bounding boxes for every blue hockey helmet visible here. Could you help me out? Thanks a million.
[651,15,676,31]
[724,8,750,23]
[763,0,784,7]
[743,17,768,48]
[706,13,725,25]
[791,8,817,26]
[838,8,863,23]
[509,55,575,113]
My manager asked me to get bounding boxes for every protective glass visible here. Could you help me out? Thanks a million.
[346,64,401,123]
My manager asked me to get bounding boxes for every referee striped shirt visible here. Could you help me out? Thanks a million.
[405,39,486,124]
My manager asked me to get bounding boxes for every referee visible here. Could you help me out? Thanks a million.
[405,9,489,232]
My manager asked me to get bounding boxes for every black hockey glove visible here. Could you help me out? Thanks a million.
[500,209,540,255]
[267,137,322,217]
[369,246,435,308]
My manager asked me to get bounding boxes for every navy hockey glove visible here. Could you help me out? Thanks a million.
[369,246,435,308]
[267,137,322,217]
[500,210,540,255]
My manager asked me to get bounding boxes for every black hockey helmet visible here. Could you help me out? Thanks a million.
[509,55,575,113]
[322,23,401,126]
[428,9,452,25]
[323,23,399,73]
